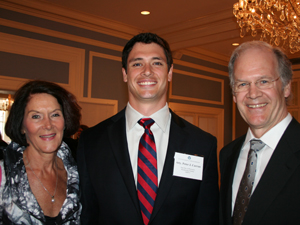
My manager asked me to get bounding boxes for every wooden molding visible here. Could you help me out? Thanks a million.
[78,97,118,114]
[0,32,85,97]
[0,19,124,52]
[170,69,224,105]
[88,51,121,98]
[174,59,228,76]
[169,102,224,152]
[0,0,141,38]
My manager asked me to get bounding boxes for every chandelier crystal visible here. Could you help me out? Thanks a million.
[233,0,300,53]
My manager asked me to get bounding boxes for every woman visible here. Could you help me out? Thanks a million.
[0,80,82,224]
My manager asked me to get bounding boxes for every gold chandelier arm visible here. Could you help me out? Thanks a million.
[233,0,300,53]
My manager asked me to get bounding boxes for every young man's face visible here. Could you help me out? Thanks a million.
[122,42,173,109]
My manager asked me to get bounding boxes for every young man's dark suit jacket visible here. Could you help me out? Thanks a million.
[219,118,300,225]
[77,108,219,225]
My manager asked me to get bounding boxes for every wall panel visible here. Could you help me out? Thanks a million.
[0,32,85,96]
[170,69,224,105]
[89,52,128,111]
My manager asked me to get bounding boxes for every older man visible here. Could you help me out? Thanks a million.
[219,41,300,225]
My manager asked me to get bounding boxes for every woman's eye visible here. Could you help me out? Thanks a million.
[52,113,61,117]
[32,115,40,119]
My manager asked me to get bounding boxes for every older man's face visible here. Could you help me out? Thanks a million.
[233,48,291,138]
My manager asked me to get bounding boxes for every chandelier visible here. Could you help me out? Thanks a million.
[233,0,300,53]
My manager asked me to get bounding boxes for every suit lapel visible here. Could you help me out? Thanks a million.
[150,111,188,220]
[107,110,141,216]
[243,119,300,225]
[220,137,244,225]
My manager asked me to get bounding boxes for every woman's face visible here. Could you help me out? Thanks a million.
[22,93,65,155]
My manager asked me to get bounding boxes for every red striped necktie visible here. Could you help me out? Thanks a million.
[137,118,158,225]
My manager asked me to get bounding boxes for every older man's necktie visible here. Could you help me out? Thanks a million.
[233,139,265,225]
[137,118,158,225]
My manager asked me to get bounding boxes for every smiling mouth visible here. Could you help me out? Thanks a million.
[138,81,157,85]
[40,134,56,138]
[247,103,267,108]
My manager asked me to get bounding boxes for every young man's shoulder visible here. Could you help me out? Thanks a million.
[81,109,125,137]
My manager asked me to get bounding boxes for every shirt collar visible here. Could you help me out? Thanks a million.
[243,113,292,150]
[125,102,170,132]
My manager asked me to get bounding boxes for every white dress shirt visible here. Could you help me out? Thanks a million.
[125,102,171,186]
[231,113,292,213]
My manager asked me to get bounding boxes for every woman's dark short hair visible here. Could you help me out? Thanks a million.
[5,80,81,146]
[122,32,173,73]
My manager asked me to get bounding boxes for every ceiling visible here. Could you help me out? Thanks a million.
[40,0,300,62]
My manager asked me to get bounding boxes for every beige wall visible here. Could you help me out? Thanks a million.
[0,0,234,148]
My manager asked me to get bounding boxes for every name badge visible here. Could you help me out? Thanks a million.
[173,152,204,180]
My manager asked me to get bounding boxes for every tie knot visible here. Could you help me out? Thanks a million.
[250,139,265,152]
[138,118,155,129]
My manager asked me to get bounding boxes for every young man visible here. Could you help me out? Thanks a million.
[219,41,300,225]
[78,33,219,225]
